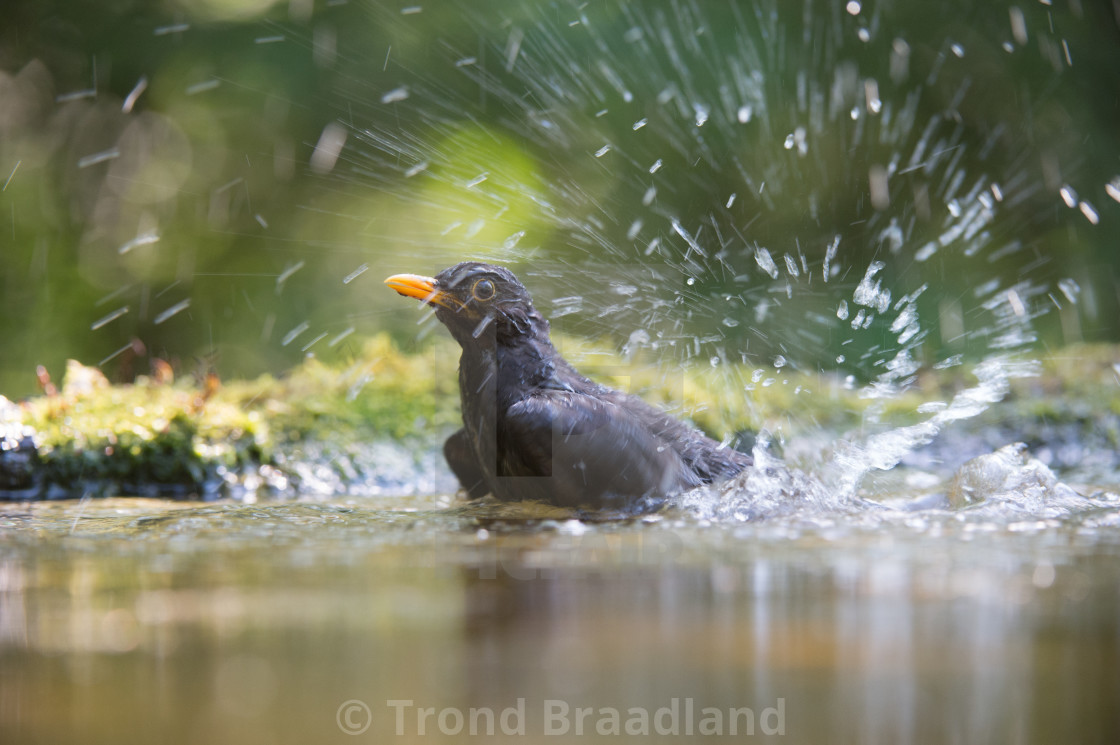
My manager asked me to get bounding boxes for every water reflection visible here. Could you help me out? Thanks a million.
[458,549,1117,743]
[1,496,1118,743]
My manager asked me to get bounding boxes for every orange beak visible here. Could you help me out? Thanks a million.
[384,273,462,310]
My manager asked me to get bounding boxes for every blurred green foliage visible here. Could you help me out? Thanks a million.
[1,0,1117,399]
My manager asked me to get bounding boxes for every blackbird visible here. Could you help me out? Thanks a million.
[385,262,750,509]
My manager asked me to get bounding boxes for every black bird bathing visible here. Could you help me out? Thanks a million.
[385,262,750,510]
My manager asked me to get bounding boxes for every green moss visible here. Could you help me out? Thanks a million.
[8,336,1120,498]
[10,334,467,495]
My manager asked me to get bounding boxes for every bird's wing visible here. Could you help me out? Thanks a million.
[597,388,753,482]
[498,390,697,507]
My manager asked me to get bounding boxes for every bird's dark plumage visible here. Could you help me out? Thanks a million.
[385,262,750,509]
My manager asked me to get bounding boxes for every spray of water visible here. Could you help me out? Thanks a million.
[312,0,1104,509]
[7,0,1111,510]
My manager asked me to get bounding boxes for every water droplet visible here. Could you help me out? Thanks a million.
[1078,201,1099,225]
[1105,177,1120,204]
[754,247,779,279]
[693,104,709,127]
[471,315,493,338]
[1057,278,1081,303]
[342,264,369,284]
[380,86,409,103]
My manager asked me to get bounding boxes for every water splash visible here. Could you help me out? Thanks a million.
[13,0,1108,506]
[679,438,1115,530]
[327,1,1084,469]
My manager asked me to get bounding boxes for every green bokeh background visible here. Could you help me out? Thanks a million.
[1,0,1117,398]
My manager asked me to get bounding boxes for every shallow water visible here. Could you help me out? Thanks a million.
[2,450,1119,745]
[3,0,1117,739]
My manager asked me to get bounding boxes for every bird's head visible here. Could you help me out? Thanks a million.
[385,262,546,346]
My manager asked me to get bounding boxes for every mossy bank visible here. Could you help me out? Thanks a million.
[2,336,1117,499]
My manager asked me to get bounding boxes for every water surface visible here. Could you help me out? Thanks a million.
[3,456,1118,744]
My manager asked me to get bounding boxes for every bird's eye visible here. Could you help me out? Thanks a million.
[472,278,496,302]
